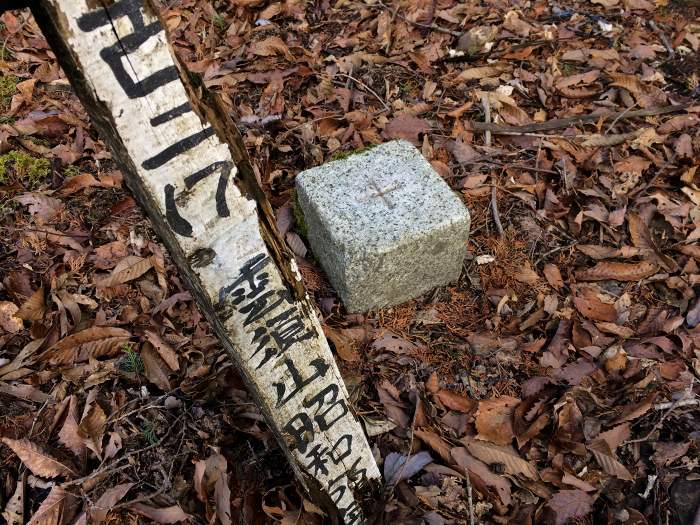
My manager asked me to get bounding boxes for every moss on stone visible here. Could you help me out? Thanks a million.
[0,150,51,186]
[330,142,380,162]
[292,189,308,237]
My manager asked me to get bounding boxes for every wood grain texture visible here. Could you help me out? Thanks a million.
[29,1,380,522]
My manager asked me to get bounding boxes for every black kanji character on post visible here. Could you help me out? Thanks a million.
[304,444,330,477]
[303,384,348,431]
[274,358,330,407]
[219,254,270,304]
[77,0,233,238]
[250,306,315,368]
[283,412,313,454]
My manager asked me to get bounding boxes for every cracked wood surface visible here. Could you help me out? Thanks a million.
[29,1,380,522]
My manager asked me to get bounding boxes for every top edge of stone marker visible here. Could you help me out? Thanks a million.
[295,140,470,248]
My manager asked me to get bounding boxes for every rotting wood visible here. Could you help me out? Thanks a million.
[468,103,694,134]
[28,1,381,522]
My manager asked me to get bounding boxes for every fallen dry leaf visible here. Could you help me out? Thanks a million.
[0,301,23,334]
[543,263,564,290]
[588,441,633,480]
[96,256,153,288]
[41,327,131,365]
[546,489,594,525]
[16,287,46,321]
[1,438,75,478]
[144,330,180,371]
[475,396,519,445]
[16,192,64,223]
[58,396,85,458]
[384,115,431,145]
[435,389,476,413]
[27,484,77,525]
[577,261,658,281]
[78,403,107,458]
[414,429,452,463]
[128,503,190,524]
[74,483,134,525]
[463,438,538,480]
[573,288,617,322]
[451,447,512,506]
[141,342,172,391]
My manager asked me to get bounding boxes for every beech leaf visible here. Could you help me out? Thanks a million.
[27,484,77,525]
[546,490,594,525]
[96,256,153,288]
[1,438,75,478]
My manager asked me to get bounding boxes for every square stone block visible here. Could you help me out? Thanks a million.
[295,140,471,312]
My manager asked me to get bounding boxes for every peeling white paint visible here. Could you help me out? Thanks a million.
[49,1,380,521]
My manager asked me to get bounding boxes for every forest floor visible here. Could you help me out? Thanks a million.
[1,0,700,524]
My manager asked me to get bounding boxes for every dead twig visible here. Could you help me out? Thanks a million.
[624,395,697,445]
[653,398,699,411]
[335,73,390,112]
[466,471,475,525]
[481,94,492,147]
[491,185,504,237]
[649,20,675,59]
[468,103,693,134]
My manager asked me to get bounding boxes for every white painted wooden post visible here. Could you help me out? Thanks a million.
[29,1,380,522]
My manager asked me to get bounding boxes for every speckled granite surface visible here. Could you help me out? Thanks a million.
[296,140,471,312]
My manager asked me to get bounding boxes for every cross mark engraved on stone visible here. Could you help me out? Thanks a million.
[360,179,400,208]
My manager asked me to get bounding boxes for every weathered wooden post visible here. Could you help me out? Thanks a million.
[28,0,380,521]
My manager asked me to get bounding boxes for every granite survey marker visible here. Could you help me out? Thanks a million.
[296,140,471,312]
[31,0,380,522]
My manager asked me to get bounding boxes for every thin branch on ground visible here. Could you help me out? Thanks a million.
[335,73,390,112]
[468,103,693,134]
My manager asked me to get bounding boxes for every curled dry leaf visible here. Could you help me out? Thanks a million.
[41,327,131,365]
[16,287,46,321]
[464,438,538,480]
[128,503,190,524]
[435,389,476,413]
[96,255,153,288]
[27,484,77,525]
[0,301,23,333]
[73,483,134,525]
[546,489,594,525]
[577,260,658,281]
[451,447,512,506]
[141,342,172,391]
[1,438,76,478]
[144,330,180,371]
[58,396,85,458]
[475,396,519,445]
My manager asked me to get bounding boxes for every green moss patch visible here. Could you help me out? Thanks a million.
[0,73,18,108]
[292,190,308,237]
[0,150,51,186]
